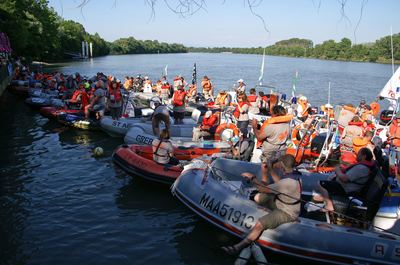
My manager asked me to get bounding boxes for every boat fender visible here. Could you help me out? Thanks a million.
[234,246,251,265]
[251,243,268,265]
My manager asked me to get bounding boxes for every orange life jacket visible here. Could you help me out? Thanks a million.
[389,119,400,146]
[352,137,370,154]
[202,114,218,127]
[173,90,186,106]
[257,115,293,147]
[217,93,228,106]
[108,87,122,102]
[247,94,257,102]
[201,80,212,91]
[233,101,249,118]
[370,102,380,117]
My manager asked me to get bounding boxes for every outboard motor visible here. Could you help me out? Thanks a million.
[380,110,394,125]
[310,133,332,156]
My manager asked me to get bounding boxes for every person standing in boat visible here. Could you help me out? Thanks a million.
[233,93,250,135]
[172,85,187,124]
[296,96,311,122]
[107,79,123,120]
[252,105,291,182]
[158,81,171,104]
[151,97,171,137]
[247,88,260,114]
[236,79,246,94]
[222,154,300,255]
[85,80,106,120]
[201,76,213,99]
[152,129,180,166]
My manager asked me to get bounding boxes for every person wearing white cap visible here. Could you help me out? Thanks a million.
[236,79,246,94]
[296,95,311,121]
[320,103,334,119]
[142,76,152,93]
[192,110,220,141]
[151,97,171,137]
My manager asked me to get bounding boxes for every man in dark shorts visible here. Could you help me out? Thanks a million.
[222,154,301,255]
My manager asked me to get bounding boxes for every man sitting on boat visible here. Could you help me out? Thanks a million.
[214,90,231,108]
[315,147,374,212]
[151,97,171,137]
[296,96,311,122]
[152,129,179,166]
[192,110,219,141]
[222,154,301,255]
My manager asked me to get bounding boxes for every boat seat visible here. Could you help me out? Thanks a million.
[330,166,388,226]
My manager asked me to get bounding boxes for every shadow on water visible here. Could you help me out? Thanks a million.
[0,91,37,265]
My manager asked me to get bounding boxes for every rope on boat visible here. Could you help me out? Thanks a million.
[210,165,400,237]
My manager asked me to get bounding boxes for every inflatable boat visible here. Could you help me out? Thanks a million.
[57,113,100,131]
[112,144,211,184]
[25,97,64,109]
[172,158,400,265]
[40,106,83,120]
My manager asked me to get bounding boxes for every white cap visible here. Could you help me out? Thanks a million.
[325,103,333,109]
[237,79,244,83]
[144,76,149,80]
[205,111,212,118]
[299,96,307,101]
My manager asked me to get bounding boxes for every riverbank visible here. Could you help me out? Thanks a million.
[0,64,12,97]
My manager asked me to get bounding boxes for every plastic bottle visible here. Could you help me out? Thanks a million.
[251,243,268,265]
[234,246,251,265]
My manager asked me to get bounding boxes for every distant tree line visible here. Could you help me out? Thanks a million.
[0,0,187,61]
[189,36,400,64]
[110,37,187,54]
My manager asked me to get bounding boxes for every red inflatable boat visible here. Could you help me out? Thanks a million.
[112,144,221,184]
[40,107,83,120]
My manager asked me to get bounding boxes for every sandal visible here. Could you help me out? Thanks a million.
[221,245,240,256]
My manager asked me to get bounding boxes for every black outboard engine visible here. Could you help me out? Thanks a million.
[379,110,394,125]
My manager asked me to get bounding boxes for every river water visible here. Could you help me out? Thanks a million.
[0,53,397,265]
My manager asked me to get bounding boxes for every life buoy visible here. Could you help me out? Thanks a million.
[214,123,240,140]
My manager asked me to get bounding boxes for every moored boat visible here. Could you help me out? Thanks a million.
[112,144,213,184]
[172,158,400,265]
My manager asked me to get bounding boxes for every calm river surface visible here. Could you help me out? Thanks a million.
[0,53,398,265]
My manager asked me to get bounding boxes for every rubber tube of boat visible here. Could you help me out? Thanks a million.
[234,246,251,265]
[251,243,268,265]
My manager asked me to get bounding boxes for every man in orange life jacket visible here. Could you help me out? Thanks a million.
[192,110,219,141]
[201,76,213,99]
[252,105,291,182]
[315,147,374,212]
[215,90,230,108]
[247,88,260,114]
[69,83,89,110]
[172,85,187,124]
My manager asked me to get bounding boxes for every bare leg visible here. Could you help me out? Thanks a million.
[315,183,334,211]
[222,221,264,254]
[261,163,269,183]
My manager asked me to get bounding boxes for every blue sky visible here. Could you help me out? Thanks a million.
[49,0,399,47]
